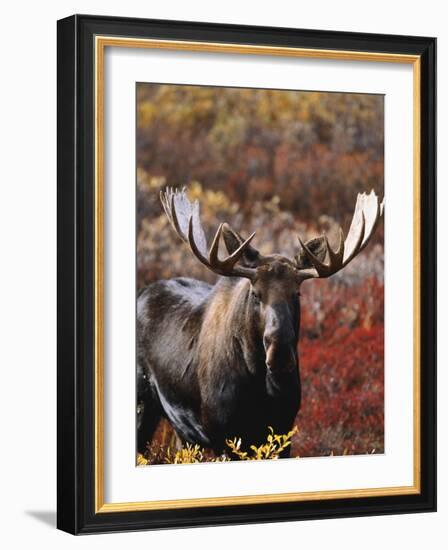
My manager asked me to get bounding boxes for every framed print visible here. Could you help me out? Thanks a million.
[57,15,436,534]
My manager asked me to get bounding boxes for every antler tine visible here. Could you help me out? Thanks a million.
[297,235,332,277]
[159,189,171,224]
[343,210,366,266]
[358,191,382,254]
[188,215,257,279]
[327,227,345,266]
[208,223,224,266]
[161,187,256,280]
[169,190,187,242]
[208,223,256,270]
[160,187,186,243]
[297,190,383,280]
[187,215,211,268]
[217,231,256,271]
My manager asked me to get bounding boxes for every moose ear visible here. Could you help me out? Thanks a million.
[295,235,328,269]
[222,223,260,267]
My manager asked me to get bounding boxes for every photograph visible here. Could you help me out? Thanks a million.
[135,84,385,466]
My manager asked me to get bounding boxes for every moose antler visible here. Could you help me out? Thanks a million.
[160,187,257,280]
[296,190,384,279]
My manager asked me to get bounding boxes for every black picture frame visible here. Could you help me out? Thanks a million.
[57,14,436,534]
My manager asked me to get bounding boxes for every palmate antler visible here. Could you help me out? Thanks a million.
[160,187,257,280]
[296,190,384,280]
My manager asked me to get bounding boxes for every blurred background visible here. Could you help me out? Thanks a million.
[137,83,384,460]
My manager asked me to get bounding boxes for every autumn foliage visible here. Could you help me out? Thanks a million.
[137,426,298,465]
[136,84,384,462]
[296,277,384,456]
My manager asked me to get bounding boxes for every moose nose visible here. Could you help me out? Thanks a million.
[263,304,297,371]
[265,341,276,369]
[264,304,295,338]
[263,333,274,351]
[263,332,280,369]
[265,341,296,372]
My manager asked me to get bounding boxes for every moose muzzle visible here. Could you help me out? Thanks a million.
[263,304,297,373]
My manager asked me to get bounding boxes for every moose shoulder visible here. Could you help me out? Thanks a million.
[137,188,384,457]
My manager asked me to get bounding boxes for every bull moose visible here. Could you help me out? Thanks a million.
[137,187,383,457]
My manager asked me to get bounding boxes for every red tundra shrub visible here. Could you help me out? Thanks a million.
[292,276,384,457]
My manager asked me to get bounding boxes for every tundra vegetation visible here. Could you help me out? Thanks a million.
[136,84,384,464]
